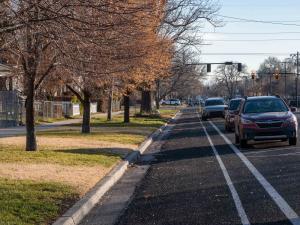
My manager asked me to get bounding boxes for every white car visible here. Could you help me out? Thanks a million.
[161,99,181,106]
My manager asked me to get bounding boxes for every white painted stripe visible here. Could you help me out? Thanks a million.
[197,114,250,225]
[209,121,300,225]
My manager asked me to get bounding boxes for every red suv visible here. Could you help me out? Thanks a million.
[235,96,298,148]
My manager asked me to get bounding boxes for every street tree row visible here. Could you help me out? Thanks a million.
[0,0,220,151]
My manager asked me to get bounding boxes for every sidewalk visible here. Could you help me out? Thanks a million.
[0,111,123,138]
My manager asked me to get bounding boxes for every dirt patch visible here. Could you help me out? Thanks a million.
[0,163,111,195]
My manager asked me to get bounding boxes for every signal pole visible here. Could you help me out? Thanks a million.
[285,62,287,98]
[297,52,299,107]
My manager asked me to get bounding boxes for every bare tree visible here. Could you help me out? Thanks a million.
[141,0,221,112]
[0,0,154,149]
[159,49,205,101]
[214,64,248,99]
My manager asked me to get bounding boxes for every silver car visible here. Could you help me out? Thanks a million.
[202,98,228,121]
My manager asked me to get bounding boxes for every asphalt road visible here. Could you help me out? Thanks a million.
[81,107,300,225]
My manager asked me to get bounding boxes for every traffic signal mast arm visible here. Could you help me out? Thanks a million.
[185,62,243,73]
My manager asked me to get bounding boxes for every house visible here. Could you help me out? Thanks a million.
[0,62,13,91]
[0,63,20,127]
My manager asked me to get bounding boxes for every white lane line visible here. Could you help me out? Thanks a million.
[197,114,250,225]
[244,147,299,155]
[209,121,300,225]
[247,152,300,158]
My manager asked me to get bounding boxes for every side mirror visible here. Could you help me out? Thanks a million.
[291,107,297,113]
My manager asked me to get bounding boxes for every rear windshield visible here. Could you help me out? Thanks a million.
[205,99,224,106]
[243,98,288,113]
[229,100,241,110]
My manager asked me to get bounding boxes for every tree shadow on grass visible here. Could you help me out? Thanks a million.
[56,147,133,159]
[67,122,166,128]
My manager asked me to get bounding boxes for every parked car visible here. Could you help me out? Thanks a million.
[235,96,298,148]
[161,99,181,106]
[202,97,228,120]
[225,98,242,132]
[288,99,300,108]
[188,99,203,107]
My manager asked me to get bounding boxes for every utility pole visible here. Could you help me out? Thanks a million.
[297,52,299,107]
[269,73,272,95]
[260,75,263,95]
[284,62,287,98]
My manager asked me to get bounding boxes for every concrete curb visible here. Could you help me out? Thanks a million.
[53,112,179,225]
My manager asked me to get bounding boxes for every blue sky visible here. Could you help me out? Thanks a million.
[199,0,300,72]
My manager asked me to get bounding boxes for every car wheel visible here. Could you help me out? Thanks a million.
[289,137,297,146]
[235,134,240,144]
[240,139,248,148]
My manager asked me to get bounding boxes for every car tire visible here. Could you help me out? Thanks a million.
[235,134,240,144]
[240,139,248,148]
[289,137,297,146]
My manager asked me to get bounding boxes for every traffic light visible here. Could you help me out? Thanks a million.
[238,63,242,72]
[274,68,280,80]
[207,64,211,73]
[251,71,256,80]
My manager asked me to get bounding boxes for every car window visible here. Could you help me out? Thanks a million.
[229,100,241,110]
[243,99,288,113]
[205,99,224,106]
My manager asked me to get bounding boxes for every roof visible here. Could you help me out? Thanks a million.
[206,97,224,101]
[230,98,243,101]
[0,63,12,77]
[246,96,279,101]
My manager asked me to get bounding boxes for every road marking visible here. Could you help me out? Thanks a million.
[244,147,299,155]
[247,152,300,158]
[197,114,250,225]
[209,121,300,225]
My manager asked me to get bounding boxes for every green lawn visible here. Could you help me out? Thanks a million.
[36,117,69,124]
[0,179,78,225]
[87,109,177,128]
[0,144,121,167]
[0,108,179,225]
[37,129,148,146]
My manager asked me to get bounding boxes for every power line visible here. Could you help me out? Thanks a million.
[224,20,300,23]
[202,31,300,35]
[217,14,300,27]
[199,53,291,56]
[203,38,300,42]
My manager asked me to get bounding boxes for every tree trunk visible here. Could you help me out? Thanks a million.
[155,80,160,110]
[97,98,104,112]
[140,90,152,114]
[82,91,91,134]
[25,79,37,151]
[107,89,113,121]
[124,94,130,123]
[9,77,13,91]
[155,95,160,110]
